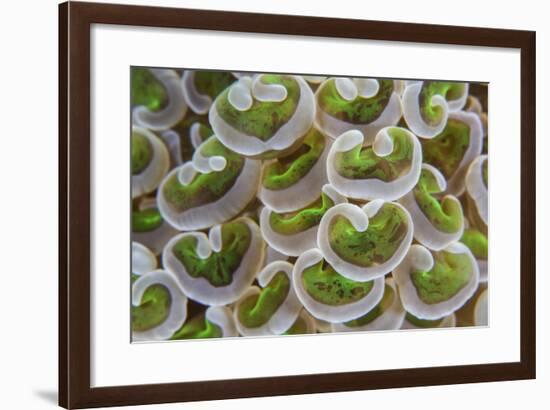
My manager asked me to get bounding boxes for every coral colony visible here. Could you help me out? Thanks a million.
[130,68,489,341]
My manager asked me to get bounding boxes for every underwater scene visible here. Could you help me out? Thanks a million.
[131,68,489,342]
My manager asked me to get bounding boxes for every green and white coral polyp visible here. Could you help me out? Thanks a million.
[234,261,302,336]
[292,248,385,323]
[209,74,315,157]
[393,243,479,320]
[132,68,188,131]
[317,200,414,281]
[400,164,464,250]
[315,77,403,142]
[258,127,331,212]
[132,126,170,199]
[402,81,469,139]
[326,127,422,201]
[162,217,265,306]
[157,135,261,230]
[132,269,188,341]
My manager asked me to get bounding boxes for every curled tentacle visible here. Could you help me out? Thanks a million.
[317,201,414,281]
[234,261,302,336]
[402,81,468,139]
[132,269,188,341]
[315,77,402,141]
[132,68,188,130]
[292,248,385,323]
[162,217,265,306]
[421,111,483,196]
[209,74,315,158]
[400,164,464,250]
[327,127,422,201]
[157,135,261,230]
[132,126,170,199]
[393,243,480,320]
[181,70,236,114]
[258,127,331,212]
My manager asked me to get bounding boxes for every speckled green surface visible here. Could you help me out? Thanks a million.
[238,271,290,328]
[215,75,301,141]
[302,260,374,306]
[194,71,236,99]
[413,168,463,233]
[132,284,171,332]
[344,284,395,327]
[171,221,251,287]
[422,118,470,180]
[318,79,394,124]
[334,127,413,181]
[418,81,465,125]
[132,207,163,232]
[171,313,223,339]
[131,67,168,112]
[162,137,244,212]
[262,127,325,190]
[329,203,408,267]
[411,250,472,304]
[461,229,488,260]
[269,193,334,235]
[131,131,153,175]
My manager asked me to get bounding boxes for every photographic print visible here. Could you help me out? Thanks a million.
[130,68,489,342]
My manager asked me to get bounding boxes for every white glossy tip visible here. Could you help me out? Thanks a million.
[362,199,385,218]
[373,128,394,157]
[209,225,223,253]
[228,77,253,111]
[189,122,203,149]
[252,76,288,102]
[333,130,364,152]
[409,244,434,271]
[335,78,357,101]
[208,156,227,172]
[354,78,380,98]
[196,235,213,259]
[177,162,197,186]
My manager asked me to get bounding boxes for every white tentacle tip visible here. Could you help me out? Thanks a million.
[208,225,223,253]
[228,77,253,111]
[373,128,394,157]
[189,122,203,149]
[196,235,214,259]
[354,78,379,98]
[335,78,358,101]
[177,162,197,186]
[362,199,385,218]
[409,245,434,272]
[252,76,288,102]
[208,156,227,172]
[334,130,364,152]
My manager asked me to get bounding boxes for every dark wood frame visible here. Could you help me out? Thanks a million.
[59,1,536,408]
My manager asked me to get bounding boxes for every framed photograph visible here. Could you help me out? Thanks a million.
[59,1,536,408]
